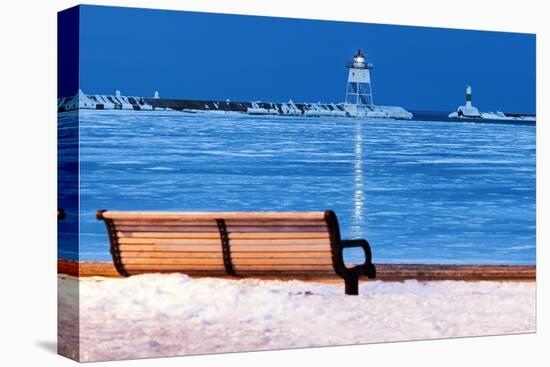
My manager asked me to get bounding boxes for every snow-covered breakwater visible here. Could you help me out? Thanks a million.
[57,90,413,119]
[58,273,536,361]
[148,98,412,119]
[58,89,154,112]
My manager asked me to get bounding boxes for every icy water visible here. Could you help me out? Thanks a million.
[59,110,536,264]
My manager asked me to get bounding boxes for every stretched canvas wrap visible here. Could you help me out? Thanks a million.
[57,5,536,362]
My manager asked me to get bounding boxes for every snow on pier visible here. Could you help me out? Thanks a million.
[57,89,153,112]
[58,90,413,119]
[448,85,535,122]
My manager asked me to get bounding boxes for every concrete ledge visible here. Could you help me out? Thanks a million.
[58,259,535,281]
[374,263,535,281]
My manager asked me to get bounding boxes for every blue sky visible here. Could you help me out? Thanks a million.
[78,5,536,113]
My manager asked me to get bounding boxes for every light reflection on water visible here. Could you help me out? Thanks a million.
[352,120,364,239]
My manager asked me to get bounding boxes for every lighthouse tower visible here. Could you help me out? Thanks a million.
[345,50,374,107]
[455,85,481,118]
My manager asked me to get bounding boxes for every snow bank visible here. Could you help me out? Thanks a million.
[58,274,535,362]
[449,109,536,121]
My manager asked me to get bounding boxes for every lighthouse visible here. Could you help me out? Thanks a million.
[455,85,481,118]
[345,50,374,107]
[448,85,482,118]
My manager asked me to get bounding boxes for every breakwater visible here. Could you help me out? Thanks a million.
[58,90,413,119]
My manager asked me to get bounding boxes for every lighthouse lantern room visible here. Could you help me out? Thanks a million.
[345,50,374,107]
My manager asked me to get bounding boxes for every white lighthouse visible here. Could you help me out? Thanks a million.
[345,50,374,108]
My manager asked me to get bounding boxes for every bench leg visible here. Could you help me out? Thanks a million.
[344,273,359,295]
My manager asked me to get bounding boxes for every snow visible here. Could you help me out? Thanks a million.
[245,101,413,119]
[480,111,536,121]
[59,90,414,120]
[449,109,536,121]
[368,105,413,119]
[58,274,536,362]
[343,104,413,119]
[247,107,279,115]
[58,90,156,111]
[458,104,482,118]
[59,88,98,110]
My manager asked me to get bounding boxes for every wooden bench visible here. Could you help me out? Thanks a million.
[96,210,376,295]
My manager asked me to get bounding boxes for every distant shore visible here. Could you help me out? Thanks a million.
[58,259,535,281]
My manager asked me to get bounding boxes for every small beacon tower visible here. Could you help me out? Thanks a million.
[454,85,481,118]
[465,85,473,108]
[345,50,374,107]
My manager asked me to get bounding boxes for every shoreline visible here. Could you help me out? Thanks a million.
[58,259,536,282]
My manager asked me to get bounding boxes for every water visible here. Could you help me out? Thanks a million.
[60,110,536,264]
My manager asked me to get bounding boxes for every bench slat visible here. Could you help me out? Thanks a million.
[119,238,329,245]
[117,231,221,239]
[229,239,330,245]
[228,226,328,233]
[103,211,326,220]
[231,252,331,258]
[116,225,327,233]
[232,258,333,265]
[121,251,223,258]
[122,258,224,265]
[116,225,219,232]
[121,258,332,266]
[124,264,226,270]
[234,271,335,275]
[114,220,216,226]
[228,232,329,239]
[233,265,334,271]
[123,264,334,271]
[124,270,334,275]
[114,220,325,226]
[119,238,222,245]
[225,220,326,226]
[119,244,222,252]
[126,270,228,276]
[116,231,329,239]
[229,245,330,252]
[120,251,331,259]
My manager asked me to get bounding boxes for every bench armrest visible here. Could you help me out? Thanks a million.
[332,238,376,279]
